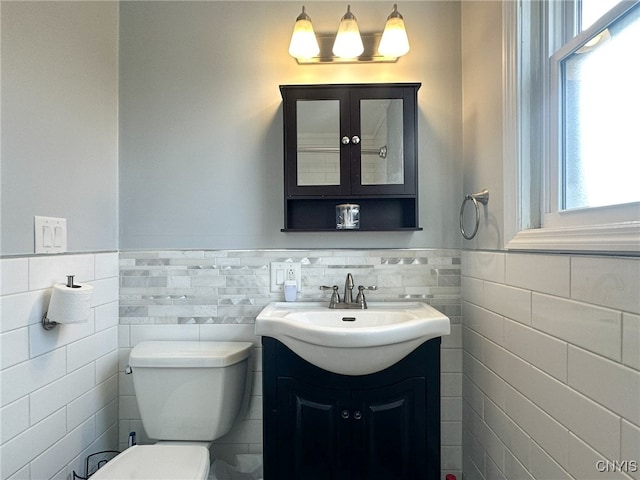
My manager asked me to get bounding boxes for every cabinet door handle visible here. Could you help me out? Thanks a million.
[341,409,350,419]
[351,135,361,145]
[353,411,362,420]
[341,136,351,145]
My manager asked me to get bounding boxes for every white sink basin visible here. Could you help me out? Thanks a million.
[255,301,450,375]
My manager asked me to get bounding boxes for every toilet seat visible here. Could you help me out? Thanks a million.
[90,445,210,480]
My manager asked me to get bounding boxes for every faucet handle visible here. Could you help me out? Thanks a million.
[320,285,339,291]
[355,285,377,309]
[356,285,378,298]
[320,285,340,307]
[358,285,378,291]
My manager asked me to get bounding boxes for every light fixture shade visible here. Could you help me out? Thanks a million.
[289,6,320,60]
[378,4,410,57]
[332,5,364,59]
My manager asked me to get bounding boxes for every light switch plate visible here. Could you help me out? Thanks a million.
[270,262,301,293]
[34,216,67,254]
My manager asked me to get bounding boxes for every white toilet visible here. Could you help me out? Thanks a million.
[92,340,253,480]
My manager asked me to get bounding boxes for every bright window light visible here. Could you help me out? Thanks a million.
[561,3,640,210]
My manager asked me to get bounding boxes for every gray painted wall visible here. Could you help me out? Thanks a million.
[118,1,463,250]
[461,0,505,251]
[1,2,119,256]
[1,1,462,254]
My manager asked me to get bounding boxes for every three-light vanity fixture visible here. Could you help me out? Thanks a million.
[288,4,410,64]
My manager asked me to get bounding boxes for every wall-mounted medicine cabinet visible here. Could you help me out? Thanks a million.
[280,83,422,232]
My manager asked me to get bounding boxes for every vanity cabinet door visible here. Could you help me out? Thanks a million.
[352,378,427,480]
[275,377,351,480]
[275,377,428,480]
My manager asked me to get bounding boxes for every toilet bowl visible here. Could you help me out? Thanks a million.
[91,341,253,480]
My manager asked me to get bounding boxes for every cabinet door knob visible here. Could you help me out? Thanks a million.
[341,136,351,145]
[353,411,362,420]
[341,409,350,419]
[351,135,361,145]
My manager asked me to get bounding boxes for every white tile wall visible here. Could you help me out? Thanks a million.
[568,346,640,425]
[570,256,640,313]
[462,251,506,284]
[0,252,119,480]
[623,313,640,370]
[0,259,29,295]
[504,319,568,382]
[462,250,640,480]
[533,293,622,361]
[505,253,571,297]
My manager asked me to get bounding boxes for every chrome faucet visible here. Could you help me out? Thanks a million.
[320,273,378,309]
[344,273,354,304]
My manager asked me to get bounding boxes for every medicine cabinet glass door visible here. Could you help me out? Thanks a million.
[359,99,404,186]
[296,99,341,187]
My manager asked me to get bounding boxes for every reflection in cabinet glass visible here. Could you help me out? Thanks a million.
[281,83,421,232]
[296,99,340,186]
[360,99,403,185]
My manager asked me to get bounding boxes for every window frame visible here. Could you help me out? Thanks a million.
[504,0,640,254]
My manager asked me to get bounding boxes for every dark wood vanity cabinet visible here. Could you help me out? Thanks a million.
[280,83,422,231]
[261,337,441,480]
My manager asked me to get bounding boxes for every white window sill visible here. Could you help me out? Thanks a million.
[506,222,640,254]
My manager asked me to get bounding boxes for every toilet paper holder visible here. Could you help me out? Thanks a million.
[42,275,88,330]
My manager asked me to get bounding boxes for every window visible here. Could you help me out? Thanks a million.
[506,0,640,252]
[553,1,640,212]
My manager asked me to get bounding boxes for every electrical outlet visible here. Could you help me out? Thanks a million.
[34,216,67,254]
[270,262,301,293]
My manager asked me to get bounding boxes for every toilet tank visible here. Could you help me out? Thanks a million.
[129,341,253,441]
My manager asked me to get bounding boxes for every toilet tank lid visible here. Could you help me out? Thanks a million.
[130,341,253,368]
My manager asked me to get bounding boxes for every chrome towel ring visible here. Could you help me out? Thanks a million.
[459,189,489,240]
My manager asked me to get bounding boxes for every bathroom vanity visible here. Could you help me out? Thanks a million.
[261,337,441,480]
[280,83,421,231]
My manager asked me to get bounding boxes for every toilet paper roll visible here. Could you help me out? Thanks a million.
[47,282,94,324]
